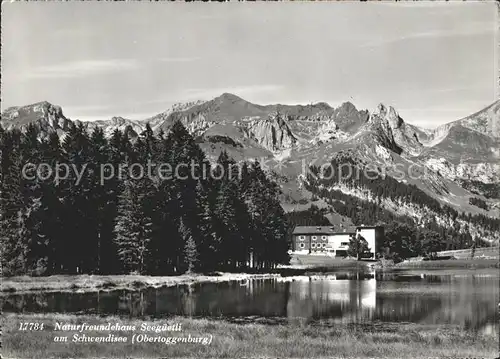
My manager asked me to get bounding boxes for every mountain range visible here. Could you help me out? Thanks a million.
[2,94,499,227]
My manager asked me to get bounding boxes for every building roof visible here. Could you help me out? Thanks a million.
[292,225,357,235]
[357,225,384,230]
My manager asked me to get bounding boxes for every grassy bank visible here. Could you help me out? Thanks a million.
[394,258,499,269]
[289,254,499,270]
[1,313,497,359]
[1,273,280,294]
[288,254,370,268]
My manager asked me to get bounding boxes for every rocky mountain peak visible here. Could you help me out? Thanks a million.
[268,111,288,126]
[369,103,422,156]
[0,101,73,137]
[170,100,206,113]
[247,111,297,152]
[328,102,368,134]
[314,102,333,111]
[360,107,401,154]
[458,99,500,138]
[2,101,64,122]
[214,92,247,105]
[374,103,400,124]
[332,101,359,118]
[81,116,144,139]
[339,101,356,111]
[375,103,388,116]
[109,116,133,126]
[418,100,499,167]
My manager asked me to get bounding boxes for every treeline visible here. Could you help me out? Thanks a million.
[285,204,331,227]
[304,158,498,259]
[469,197,489,211]
[0,122,290,277]
[458,179,500,199]
[378,222,450,262]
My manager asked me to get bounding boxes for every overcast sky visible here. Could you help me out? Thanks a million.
[1,2,497,128]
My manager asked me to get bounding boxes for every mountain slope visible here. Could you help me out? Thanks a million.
[419,100,499,154]
[458,99,500,138]
[2,96,498,224]
[415,100,500,184]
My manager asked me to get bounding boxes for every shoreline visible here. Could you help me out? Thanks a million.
[2,313,497,359]
[1,272,281,294]
[2,259,498,293]
[392,258,499,269]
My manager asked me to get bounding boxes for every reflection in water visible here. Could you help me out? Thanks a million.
[285,277,377,323]
[2,271,498,333]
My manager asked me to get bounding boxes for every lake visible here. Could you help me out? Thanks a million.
[2,269,498,334]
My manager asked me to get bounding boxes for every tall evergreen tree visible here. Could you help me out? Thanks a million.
[0,130,28,276]
[21,124,46,274]
[180,217,198,273]
[245,161,290,269]
[88,127,116,273]
[194,180,219,272]
[113,178,153,274]
[214,180,242,270]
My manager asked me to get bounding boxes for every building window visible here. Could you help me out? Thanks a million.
[341,242,349,246]
[299,236,305,241]
[312,236,317,241]
[299,243,305,249]
[311,243,316,248]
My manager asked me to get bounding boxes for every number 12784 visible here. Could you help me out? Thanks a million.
[18,322,44,331]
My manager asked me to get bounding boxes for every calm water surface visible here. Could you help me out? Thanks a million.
[2,270,498,333]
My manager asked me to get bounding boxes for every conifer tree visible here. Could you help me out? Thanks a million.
[88,127,116,273]
[212,152,251,269]
[245,161,290,269]
[113,178,153,274]
[180,217,198,273]
[214,180,242,270]
[148,130,181,274]
[21,124,46,274]
[34,132,66,274]
[347,234,370,260]
[164,121,212,271]
[59,123,97,273]
[194,180,219,272]
[0,130,28,276]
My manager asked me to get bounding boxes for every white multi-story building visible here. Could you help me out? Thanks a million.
[292,225,382,259]
[324,233,352,257]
